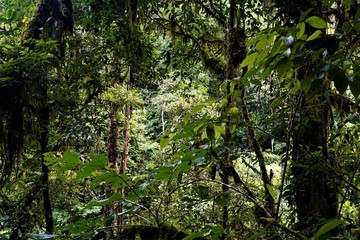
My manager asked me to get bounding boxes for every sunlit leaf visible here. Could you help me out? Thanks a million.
[183,229,211,240]
[240,52,258,68]
[306,16,327,29]
[76,154,106,180]
[159,135,171,149]
[266,184,277,200]
[307,30,322,41]
[297,22,306,39]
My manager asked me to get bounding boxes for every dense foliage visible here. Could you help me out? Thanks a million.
[0,0,360,239]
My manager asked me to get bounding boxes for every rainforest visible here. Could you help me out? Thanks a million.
[0,0,360,239]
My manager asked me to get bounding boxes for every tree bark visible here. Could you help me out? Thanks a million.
[40,84,54,234]
[292,88,338,228]
[271,0,340,229]
[105,99,120,237]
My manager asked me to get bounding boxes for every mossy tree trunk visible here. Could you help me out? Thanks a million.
[4,0,73,238]
[271,0,340,231]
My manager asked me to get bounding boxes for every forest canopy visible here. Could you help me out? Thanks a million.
[0,0,360,239]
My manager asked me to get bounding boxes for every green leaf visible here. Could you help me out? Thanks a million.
[299,8,313,22]
[306,16,327,29]
[214,125,224,139]
[266,184,277,200]
[159,136,171,149]
[56,150,81,178]
[255,33,275,49]
[297,22,306,39]
[312,219,344,239]
[328,67,348,94]
[98,192,122,206]
[307,30,322,41]
[277,58,293,77]
[240,52,258,69]
[90,173,127,189]
[256,48,270,64]
[227,107,239,115]
[270,96,284,109]
[76,154,106,180]
[181,149,206,162]
[62,149,80,163]
[183,229,210,240]
[214,191,230,206]
[43,152,59,166]
[301,75,314,93]
[154,166,172,181]
[192,104,205,114]
[172,124,195,140]
[247,231,270,240]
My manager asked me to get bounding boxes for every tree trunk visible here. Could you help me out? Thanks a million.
[269,0,339,230]
[292,89,338,228]
[40,83,54,234]
[105,99,120,236]
[107,102,120,170]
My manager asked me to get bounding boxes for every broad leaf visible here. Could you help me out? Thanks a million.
[183,229,211,240]
[306,16,327,29]
[159,135,171,149]
[270,96,284,109]
[297,22,306,39]
[312,219,344,239]
[241,52,258,68]
[307,30,322,41]
[76,154,106,180]
[266,184,277,200]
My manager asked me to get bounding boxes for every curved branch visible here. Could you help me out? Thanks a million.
[195,0,226,26]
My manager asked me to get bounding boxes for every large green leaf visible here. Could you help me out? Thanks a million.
[183,229,210,240]
[306,16,327,29]
[153,165,173,181]
[297,22,306,39]
[90,172,127,189]
[56,150,81,179]
[312,219,344,239]
[159,135,171,149]
[307,30,322,41]
[266,184,277,200]
[76,154,106,180]
[241,52,259,69]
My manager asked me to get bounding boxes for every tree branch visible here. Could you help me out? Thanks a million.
[195,0,226,26]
